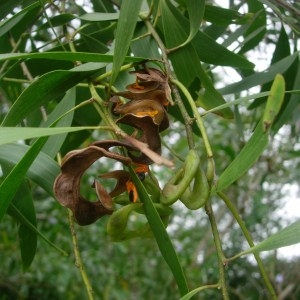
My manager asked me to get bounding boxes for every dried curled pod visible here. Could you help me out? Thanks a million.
[54,141,134,225]
[114,68,171,106]
[112,98,169,164]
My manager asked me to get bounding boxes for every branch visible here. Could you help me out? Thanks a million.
[218,192,277,299]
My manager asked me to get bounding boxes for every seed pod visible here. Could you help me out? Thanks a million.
[53,141,133,225]
[180,165,210,210]
[162,150,200,205]
[107,203,151,241]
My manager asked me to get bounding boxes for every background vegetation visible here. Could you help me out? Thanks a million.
[0,0,299,299]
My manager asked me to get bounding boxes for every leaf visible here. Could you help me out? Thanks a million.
[180,285,217,300]
[0,2,40,38]
[164,0,254,69]
[262,74,285,131]
[160,0,233,119]
[129,168,189,297]
[239,0,266,54]
[41,88,76,158]
[242,220,300,254]
[0,137,51,221]
[110,0,143,84]
[2,161,37,271]
[0,126,98,146]
[11,187,37,270]
[0,52,144,64]
[0,143,59,196]
[170,0,205,50]
[216,121,268,192]
[219,52,298,95]
[204,4,247,25]
[1,62,107,126]
[79,12,120,21]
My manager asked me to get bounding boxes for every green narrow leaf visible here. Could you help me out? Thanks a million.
[0,2,40,38]
[204,4,247,25]
[239,0,266,54]
[262,74,285,131]
[79,12,120,21]
[161,0,233,119]
[171,0,205,50]
[242,220,300,254]
[129,168,189,297]
[164,0,254,69]
[0,51,144,63]
[41,88,76,158]
[110,0,143,84]
[0,137,50,221]
[219,52,298,95]
[0,143,59,196]
[216,120,268,191]
[2,162,37,271]
[1,62,107,126]
[0,126,98,146]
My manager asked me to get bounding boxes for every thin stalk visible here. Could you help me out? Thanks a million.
[218,192,277,299]
[200,90,300,117]
[143,18,195,150]
[171,79,213,158]
[68,211,94,300]
[204,201,229,300]
[162,139,185,162]
[95,63,134,82]
[56,153,94,300]
[180,283,219,300]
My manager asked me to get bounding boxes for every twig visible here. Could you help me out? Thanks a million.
[142,18,195,150]
[218,192,277,299]
[205,201,229,300]
[68,211,94,300]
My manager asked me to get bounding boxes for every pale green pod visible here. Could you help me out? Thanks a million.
[162,150,200,205]
[107,203,145,241]
[180,165,209,210]
[263,73,285,132]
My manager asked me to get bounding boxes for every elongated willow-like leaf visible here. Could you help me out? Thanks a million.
[2,161,37,271]
[129,168,189,297]
[0,52,144,63]
[239,0,266,54]
[0,1,40,37]
[169,0,205,51]
[160,0,233,119]
[0,126,99,146]
[0,137,51,221]
[204,4,247,25]
[1,62,107,126]
[241,220,300,255]
[41,88,76,158]
[164,0,254,69]
[110,0,143,84]
[0,143,59,196]
[219,52,298,95]
[262,74,285,131]
[79,12,120,21]
[216,120,268,191]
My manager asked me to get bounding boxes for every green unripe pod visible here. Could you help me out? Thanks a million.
[180,165,210,210]
[162,150,200,205]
